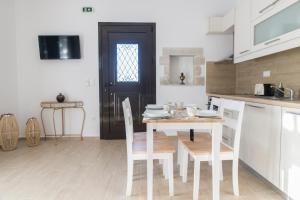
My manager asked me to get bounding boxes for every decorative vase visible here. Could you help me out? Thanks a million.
[25,118,41,147]
[56,93,65,103]
[180,72,186,85]
[0,114,19,151]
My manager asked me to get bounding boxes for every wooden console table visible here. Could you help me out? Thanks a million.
[40,101,86,140]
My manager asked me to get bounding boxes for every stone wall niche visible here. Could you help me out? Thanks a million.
[160,48,205,86]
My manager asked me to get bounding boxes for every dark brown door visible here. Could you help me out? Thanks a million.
[99,23,156,140]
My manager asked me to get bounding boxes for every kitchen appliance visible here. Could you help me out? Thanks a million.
[274,82,285,98]
[207,96,220,111]
[254,83,274,96]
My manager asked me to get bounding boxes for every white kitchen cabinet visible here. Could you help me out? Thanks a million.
[234,0,252,59]
[207,9,235,34]
[240,102,281,187]
[222,8,235,33]
[280,107,300,200]
[235,0,300,63]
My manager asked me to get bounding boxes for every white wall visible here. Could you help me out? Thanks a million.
[14,0,235,137]
[0,0,18,115]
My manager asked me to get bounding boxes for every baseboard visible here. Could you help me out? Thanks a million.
[239,160,292,200]
[18,136,100,141]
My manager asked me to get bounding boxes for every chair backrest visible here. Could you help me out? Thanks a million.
[219,98,245,158]
[210,97,221,112]
[122,98,134,155]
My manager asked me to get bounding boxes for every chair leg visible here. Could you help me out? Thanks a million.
[168,154,174,196]
[182,149,189,183]
[179,143,184,177]
[220,160,224,181]
[126,158,134,196]
[232,160,239,196]
[177,140,181,166]
[193,157,201,200]
[190,156,194,162]
[163,159,168,180]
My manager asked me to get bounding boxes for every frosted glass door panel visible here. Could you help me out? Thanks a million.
[254,1,300,45]
[117,44,139,82]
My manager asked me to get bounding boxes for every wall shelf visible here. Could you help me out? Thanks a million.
[159,48,205,86]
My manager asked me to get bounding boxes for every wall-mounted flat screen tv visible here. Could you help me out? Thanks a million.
[38,35,81,60]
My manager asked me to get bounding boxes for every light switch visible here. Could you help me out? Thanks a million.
[89,79,96,87]
[263,70,271,78]
[85,80,90,87]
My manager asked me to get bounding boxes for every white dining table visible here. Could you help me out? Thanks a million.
[143,111,223,200]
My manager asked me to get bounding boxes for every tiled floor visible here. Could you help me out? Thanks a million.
[0,140,284,200]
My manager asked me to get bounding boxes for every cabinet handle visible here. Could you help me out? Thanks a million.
[247,104,265,109]
[264,38,281,45]
[224,112,230,116]
[286,111,300,116]
[240,50,250,55]
[259,0,280,14]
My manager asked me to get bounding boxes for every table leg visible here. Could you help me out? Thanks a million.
[190,129,194,142]
[211,123,222,200]
[40,108,47,141]
[147,123,154,200]
[53,109,57,142]
[62,108,65,136]
[80,107,86,141]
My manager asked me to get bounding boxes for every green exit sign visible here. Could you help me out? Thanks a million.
[82,7,93,13]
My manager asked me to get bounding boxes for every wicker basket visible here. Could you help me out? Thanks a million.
[0,114,19,151]
[25,118,41,147]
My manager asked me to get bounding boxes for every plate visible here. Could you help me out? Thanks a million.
[195,110,219,118]
[146,104,164,110]
[184,104,198,108]
[143,110,170,118]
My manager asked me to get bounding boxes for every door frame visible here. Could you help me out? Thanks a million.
[98,22,156,139]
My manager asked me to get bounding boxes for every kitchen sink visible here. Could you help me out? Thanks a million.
[256,96,295,101]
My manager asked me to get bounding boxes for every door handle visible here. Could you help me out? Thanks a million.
[286,111,300,116]
[222,136,230,141]
[105,82,114,87]
[246,104,265,109]
[240,50,250,55]
[264,38,280,45]
[259,0,280,14]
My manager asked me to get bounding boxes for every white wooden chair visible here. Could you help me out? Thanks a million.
[180,98,245,200]
[122,98,175,196]
[123,97,168,143]
[177,97,221,171]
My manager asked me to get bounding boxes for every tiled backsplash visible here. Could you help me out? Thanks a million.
[206,62,236,94]
[235,47,300,97]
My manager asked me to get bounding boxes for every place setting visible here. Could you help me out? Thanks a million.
[143,102,220,120]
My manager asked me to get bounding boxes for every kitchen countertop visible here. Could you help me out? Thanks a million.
[207,93,300,109]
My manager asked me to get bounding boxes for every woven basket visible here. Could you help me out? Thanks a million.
[25,118,41,147]
[0,114,19,151]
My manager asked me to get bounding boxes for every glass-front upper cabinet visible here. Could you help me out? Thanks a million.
[254,0,300,46]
